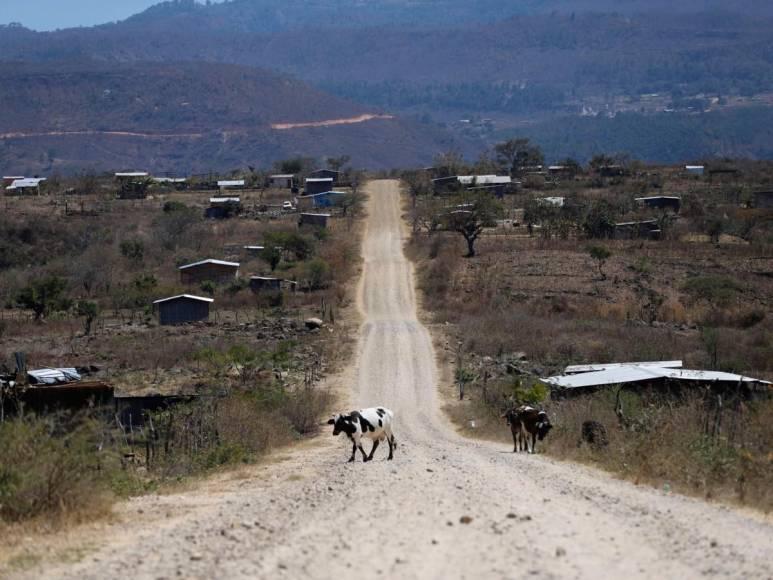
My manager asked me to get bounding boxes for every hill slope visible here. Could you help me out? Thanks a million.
[0,61,469,174]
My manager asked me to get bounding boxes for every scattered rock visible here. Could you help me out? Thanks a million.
[710,540,718,548]
[506,513,517,519]
[556,547,567,557]
[459,516,473,525]
[189,553,203,561]
[305,317,324,330]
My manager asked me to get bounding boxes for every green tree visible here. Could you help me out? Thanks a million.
[260,245,282,272]
[76,300,99,335]
[17,276,72,320]
[445,193,504,257]
[494,138,544,176]
[326,155,350,172]
[588,245,612,280]
[119,239,144,262]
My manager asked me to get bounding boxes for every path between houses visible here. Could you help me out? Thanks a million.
[10,179,773,580]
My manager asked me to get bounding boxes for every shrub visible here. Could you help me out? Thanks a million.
[683,275,742,307]
[302,258,332,290]
[16,276,72,320]
[120,239,144,262]
[0,416,117,522]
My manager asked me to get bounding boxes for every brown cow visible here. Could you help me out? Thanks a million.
[502,405,553,454]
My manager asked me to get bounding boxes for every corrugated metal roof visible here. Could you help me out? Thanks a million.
[153,294,214,305]
[301,191,346,198]
[115,172,149,177]
[270,174,295,179]
[306,178,334,183]
[6,177,46,189]
[217,180,245,187]
[565,361,683,374]
[153,177,187,183]
[178,259,240,270]
[545,365,770,389]
[300,213,332,217]
[210,197,241,204]
[458,175,511,185]
[250,276,280,281]
[635,196,681,202]
[28,368,81,385]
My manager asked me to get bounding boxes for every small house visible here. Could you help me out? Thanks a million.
[179,259,240,285]
[5,177,46,195]
[432,176,461,194]
[153,177,188,190]
[243,245,266,256]
[299,213,331,228]
[636,196,681,213]
[249,276,282,292]
[153,294,213,326]
[613,219,661,240]
[206,196,241,219]
[2,176,24,187]
[305,178,334,195]
[297,191,347,210]
[269,174,295,189]
[218,180,245,190]
[753,191,773,209]
[115,172,150,199]
[457,175,512,197]
[309,169,340,183]
[685,165,705,176]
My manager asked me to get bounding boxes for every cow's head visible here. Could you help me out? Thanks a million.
[501,409,517,425]
[536,411,553,440]
[327,414,355,436]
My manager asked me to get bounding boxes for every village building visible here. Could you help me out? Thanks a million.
[5,177,46,195]
[613,219,661,240]
[249,276,282,292]
[179,259,240,285]
[299,213,331,228]
[217,179,245,191]
[269,174,295,189]
[544,360,770,398]
[309,169,340,183]
[206,196,241,219]
[153,294,214,325]
[685,165,705,176]
[297,191,347,210]
[636,196,681,212]
[115,172,150,199]
[305,177,334,195]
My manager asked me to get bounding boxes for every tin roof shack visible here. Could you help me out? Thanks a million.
[206,196,241,219]
[5,177,47,195]
[299,213,330,229]
[115,172,150,199]
[613,219,661,240]
[269,174,295,189]
[685,165,705,177]
[153,176,188,191]
[305,178,334,195]
[179,259,240,285]
[458,175,513,197]
[544,361,771,400]
[309,169,340,184]
[218,180,246,191]
[297,191,347,210]
[753,191,773,209]
[114,393,213,429]
[432,176,462,195]
[636,196,681,213]
[2,176,24,187]
[249,276,282,292]
[153,294,213,325]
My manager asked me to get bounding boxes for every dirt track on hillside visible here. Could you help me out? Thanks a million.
[270,114,394,130]
[11,180,773,580]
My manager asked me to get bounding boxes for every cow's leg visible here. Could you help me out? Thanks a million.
[530,432,537,454]
[511,424,518,452]
[387,434,395,460]
[367,439,380,461]
[359,442,369,462]
[348,439,357,463]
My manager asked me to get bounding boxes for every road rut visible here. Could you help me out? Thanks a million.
[14,179,773,580]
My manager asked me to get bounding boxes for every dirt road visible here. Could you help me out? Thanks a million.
[270,114,394,130]
[15,180,773,579]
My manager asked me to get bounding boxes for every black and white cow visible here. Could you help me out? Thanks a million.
[502,405,552,454]
[327,407,396,463]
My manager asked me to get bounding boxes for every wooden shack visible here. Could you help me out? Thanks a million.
[115,172,150,199]
[299,213,331,228]
[153,294,213,325]
[249,276,282,292]
[635,196,681,213]
[179,259,240,285]
[309,169,340,183]
[269,174,295,189]
[305,178,334,195]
